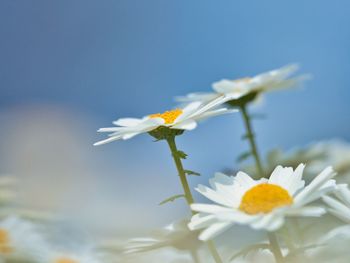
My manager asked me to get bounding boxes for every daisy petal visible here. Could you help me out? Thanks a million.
[198,221,233,241]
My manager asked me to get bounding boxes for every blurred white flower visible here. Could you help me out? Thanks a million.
[322,184,350,223]
[0,216,48,261]
[189,164,336,241]
[241,139,350,183]
[176,64,306,105]
[124,219,201,254]
[94,96,236,145]
[307,140,350,182]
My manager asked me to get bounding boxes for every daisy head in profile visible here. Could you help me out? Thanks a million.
[94,95,236,145]
[176,64,307,107]
[0,216,48,261]
[188,164,336,241]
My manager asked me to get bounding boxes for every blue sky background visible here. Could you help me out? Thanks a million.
[0,0,350,231]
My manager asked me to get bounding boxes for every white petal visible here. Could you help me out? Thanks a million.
[122,132,142,140]
[113,118,143,127]
[286,206,326,217]
[335,184,350,207]
[93,135,123,146]
[175,92,218,104]
[294,166,336,205]
[175,102,202,122]
[198,221,233,241]
[193,108,237,121]
[323,196,350,221]
[214,211,259,224]
[188,214,217,230]
[268,164,305,196]
[189,95,229,118]
[97,127,124,132]
[171,120,197,130]
[328,209,350,223]
[190,203,233,214]
[195,185,236,207]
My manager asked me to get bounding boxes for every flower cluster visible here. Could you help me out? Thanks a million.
[2,64,350,263]
[91,64,350,263]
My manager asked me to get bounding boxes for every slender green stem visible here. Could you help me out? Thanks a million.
[166,136,194,206]
[190,249,200,263]
[268,232,284,263]
[240,105,264,178]
[166,136,223,263]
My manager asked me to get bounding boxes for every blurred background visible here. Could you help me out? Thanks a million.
[0,0,349,240]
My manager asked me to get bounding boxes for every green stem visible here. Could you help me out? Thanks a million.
[166,136,194,206]
[268,232,284,263]
[166,136,223,263]
[240,105,264,178]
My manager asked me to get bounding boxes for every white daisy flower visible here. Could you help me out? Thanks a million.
[322,184,350,223]
[0,216,48,261]
[188,164,336,241]
[176,64,306,105]
[94,95,236,145]
[124,219,201,254]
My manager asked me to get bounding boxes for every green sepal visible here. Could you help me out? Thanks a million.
[184,169,200,176]
[226,91,259,108]
[237,151,252,163]
[230,243,270,261]
[148,126,184,141]
[158,194,185,205]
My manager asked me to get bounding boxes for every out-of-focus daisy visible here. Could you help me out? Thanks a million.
[94,96,236,145]
[176,64,306,106]
[0,216,48,261]
[307,140,350,183]
[188,164,336,241]
[240,145,326,180]
[124,219,201,254]
[251,140,350,182]
[322,184,350,223]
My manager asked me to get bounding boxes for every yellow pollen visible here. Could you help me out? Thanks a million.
[0,229,13,254]
[239,184,293,215]
[55,258,79,263]
[149,109,183,124]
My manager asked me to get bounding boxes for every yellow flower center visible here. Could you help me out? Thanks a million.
[55,258,78,263]
[239,184,293,215]
[0,229,13,254]
[149,109,183,124]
